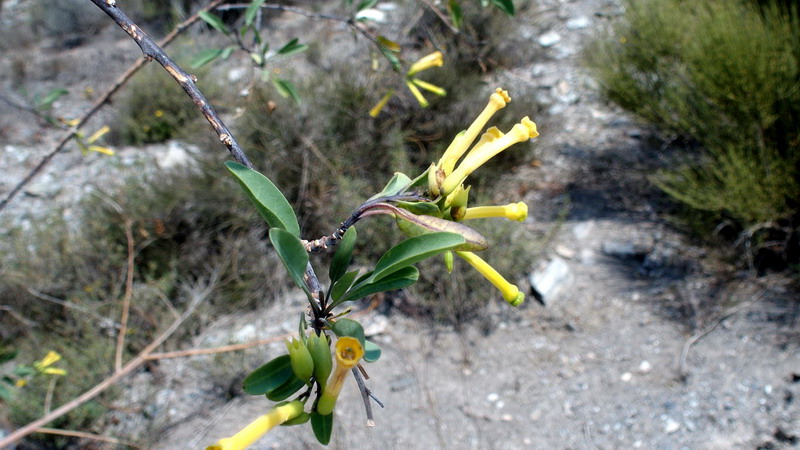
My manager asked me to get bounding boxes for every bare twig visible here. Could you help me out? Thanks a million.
[26,287,117,328]
[352,367,376,427]
[115,218,135,371]
[35,427,142,448]
[0,0,229,213]
[89,0,253,169]
[0,305,39,327]
[145,333,290,361]
[0,273,211,447]
[678,299,757,381]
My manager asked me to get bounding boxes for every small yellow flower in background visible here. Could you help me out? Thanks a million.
[462,202,528,222]
[34,351,67,376]
[206,400,304,450]
[405,80,429,108]
[154,109,164,118]
[86,125,110,144]
[456,251,524,306]
[369,89,395,118]
[411,78,447,97]
[406,51,444,76]
[316,336,364,415]
[15,379,27,388]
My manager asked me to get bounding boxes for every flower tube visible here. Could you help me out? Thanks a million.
[206,401,304,450]
[462,202,528,222]
[316,337,364,415]
[406,51,444,76]
[455,251,524,306]
[438,88,511,176]
[440,117,538,196]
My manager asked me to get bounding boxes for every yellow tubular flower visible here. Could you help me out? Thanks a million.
[462,202,528,222]
[86,125,110,144]
[441,117,538,196]
[369,89,395,118]
[438,88,512,176]
[206,401,304,450]
[406,80,429,107]
[406,51,444,76]
[316,337,364,415]
[34,351,62,371]
[455,251,525,307]
[42,368,67,376]
[411,78,446,97]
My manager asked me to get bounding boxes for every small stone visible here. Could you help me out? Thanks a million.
[487,393,500,403]
[566,16,591,29]
[621,372,633,382]
[529,257,572,305]
[601,240,653,258]
[638,360,652,374]
[496,400,505,409]
[555,245,575,259]
[764,385,773,395]
[363,314,389,336]
[538,31,562,47]
[665,418,681,434]
[501,414,513,422]
[234,324,256,342]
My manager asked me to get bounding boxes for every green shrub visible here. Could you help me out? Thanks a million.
[586,0,799,252]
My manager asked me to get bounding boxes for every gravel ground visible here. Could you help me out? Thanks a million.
[1,0,798,449]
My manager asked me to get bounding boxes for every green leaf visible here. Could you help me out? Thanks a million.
[329,226,357,285]
[329,318,365,348]
[277,38,309,57]
[0,348,18,365]
[397,201,442,217]
[36,88,68,111]
[341,266,418,303]
[272,78,302,105]
[269,228,310,295]
[266,375,305,401]
[448,0,463,29]
[225,161,300,236]
[298,312,308,344]
[199,11,230,35]
[370,232,465,282]
[281,412,310,426]
[363,340,382,363]
[491,0,515,16]
[330,269,360,303]
[311,412,333,445]
[242,354,293,395]
[379,45,402,72]
[190,48,224,69]
[221,45,236,60]
[0,383,12,402]
[369,172,413,200]
[244,0,266,27]
[357,0,378,11]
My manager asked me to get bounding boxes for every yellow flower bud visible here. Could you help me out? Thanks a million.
[407,51,444,76]
[462,202,528,222]
[406,80,429,107]
[455,251,524,306]
[411,78,446,97]
[369,89,395,118]
[206,401,304,450]
[306,334,332,390]
[285,338,314,383]
[34,351,62,371]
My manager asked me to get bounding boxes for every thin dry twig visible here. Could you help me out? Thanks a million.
[678,299,757,381]
[35,427,142,449]
[0,0,229,213]
[145,333,290,361]
[115,218,135,371]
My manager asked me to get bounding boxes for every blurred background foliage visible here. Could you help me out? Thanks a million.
[585,0,799,271]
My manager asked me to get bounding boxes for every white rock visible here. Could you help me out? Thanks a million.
[487,393,500,402]
[355,8,387,23]
[638,360,652,374]
[529,257,572,305]
[538,31,562,47]
[234,324,256,342]
[555,245,575,259]
[566,16,591,29]
[665,418,681,434]
[363,314,389,336]
[620,372,633,382]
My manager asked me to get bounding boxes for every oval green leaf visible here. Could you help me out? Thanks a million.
[371,232,465,282]
[491,0,515,15]
[330,269,360,305]
[342,266,419,303]
[369,172,413,200]
[277,38,309,57]
[329,318,365,348]
[225,161,300,236]
[363,340,381,363]
[190,48,224,69]
[266,375,306,402]
[281,412,310,426]
[272,78,302,105]
[244,0,266,27]
[311,412,333,445]
[198,10,230,35]
[329,226,357,285]
[269,228,310,295]
[242,354,293,395]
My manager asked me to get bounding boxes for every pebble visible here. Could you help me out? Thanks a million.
[501,414,513,422]
[566,16,591,29]
[487,392,500,402]
[621,372,633,382]
[638,360,652,374]
[538,31,562,47]
[664,418,681,434]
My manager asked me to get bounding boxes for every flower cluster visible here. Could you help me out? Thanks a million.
[370,51,447,117]
[406,88,538,306]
